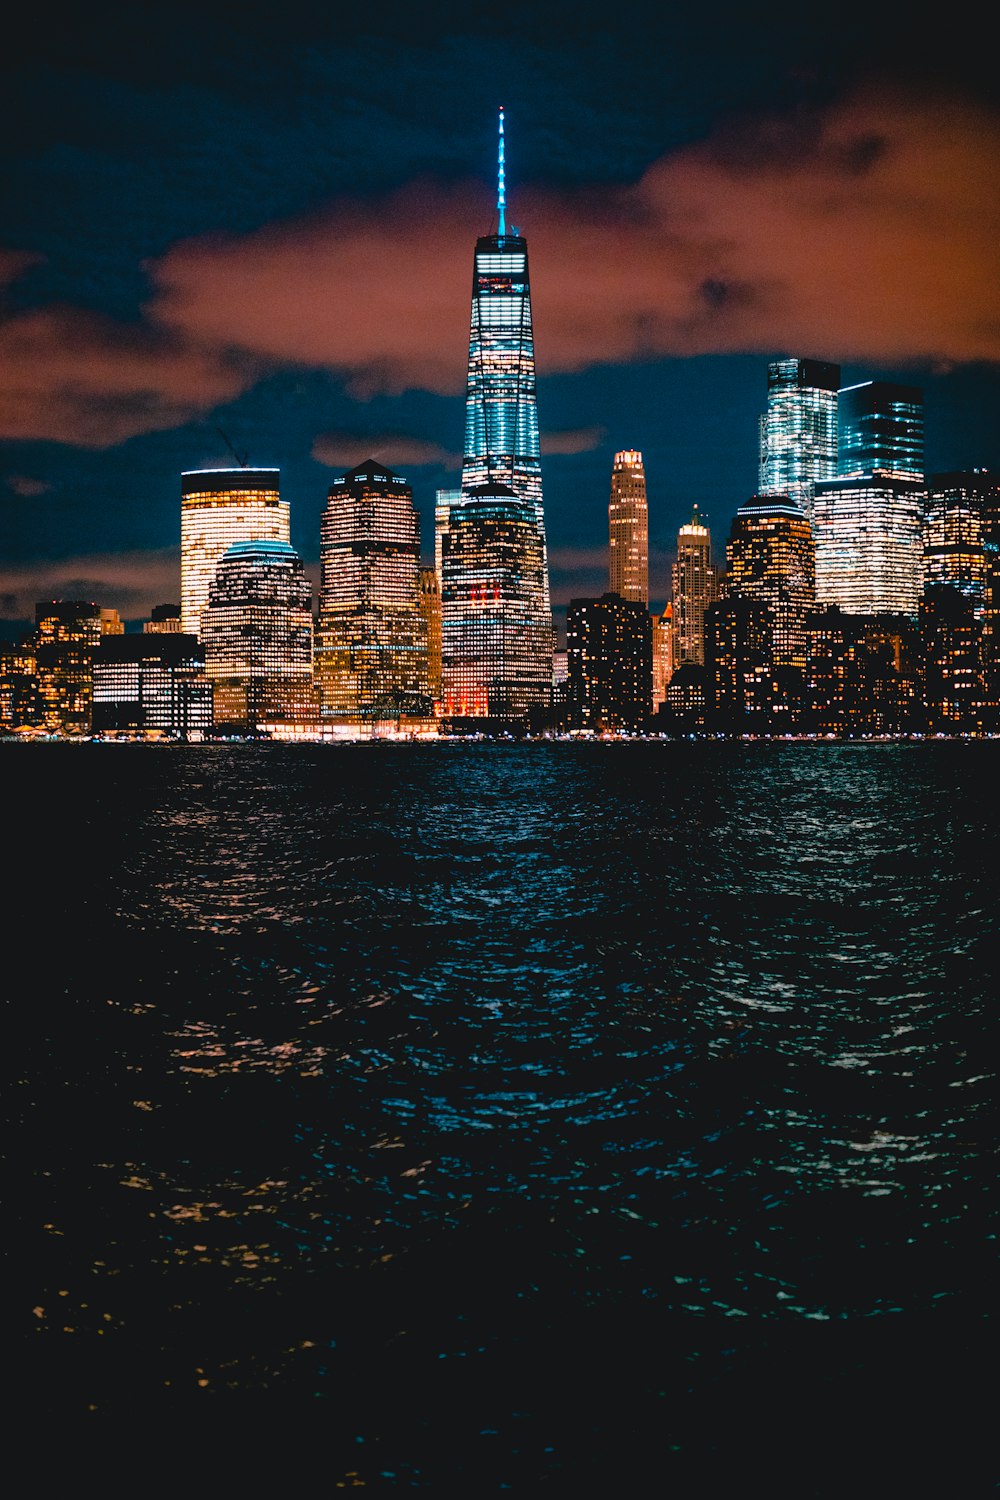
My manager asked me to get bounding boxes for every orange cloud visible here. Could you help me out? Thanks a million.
[0,306,256,447]
[151,89,1000,383]
[2,88,997,450]
[0,548,182,622]
[312,431,459,469]
[6,474,52,497]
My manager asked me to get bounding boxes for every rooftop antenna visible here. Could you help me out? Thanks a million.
[216,426,249,468]
[497,106,506,238]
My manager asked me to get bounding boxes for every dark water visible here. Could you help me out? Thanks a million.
[7,742,996,1484]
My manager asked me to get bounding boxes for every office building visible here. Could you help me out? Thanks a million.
[33,601,102,733]
[759,358,840,518]
[419,567,443,706]
[706,597,773,728]
[0,642,38,728]
[144,604,182,635]
[441,482,551,719]
[814,475,923,615]
[671,506,716,666]
[315,460,429,722]
[724,498,815,669]
[201,539,314,730]
[92,633,212,736]
[922,471,1000,613]
[180,468,289,637]
[443,111,552,717]
[608,449,649,605]
[920,583,983,733]
[838,381,924,480]
[566,593,652,731]
[652,603,674,708]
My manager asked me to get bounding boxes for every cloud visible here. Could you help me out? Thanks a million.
[150,88,1000,382]
[6,474,53,496]
[0,548,181,622]
[540,426,606,456]
[312,431,458,469]
[3,87,998,450]
[0,306,257,447]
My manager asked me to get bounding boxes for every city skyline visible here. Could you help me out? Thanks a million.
[2,1,999,639]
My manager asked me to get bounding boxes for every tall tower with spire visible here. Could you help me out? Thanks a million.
[441,110,552,720]
[608,449,649,605]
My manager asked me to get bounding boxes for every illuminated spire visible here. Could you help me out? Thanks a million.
[497,106,506,237]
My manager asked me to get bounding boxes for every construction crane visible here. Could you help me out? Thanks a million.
[215,427,249,468]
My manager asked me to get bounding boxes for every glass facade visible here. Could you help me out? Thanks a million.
[814,476,923,616]
[608,449,649,605]
[441,483,551,719]
[180,468,289,638]
[671,506,716,667]
[315,461,428,722]
[838,382,924,480]
[444,119,552,718]
[202,539,314,730]
[724,499,815,669]
[758,358,840,519]
[462,234,543,533]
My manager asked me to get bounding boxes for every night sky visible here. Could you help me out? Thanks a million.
[2,0,998,637]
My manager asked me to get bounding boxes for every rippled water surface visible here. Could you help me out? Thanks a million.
[8,742,996,1484]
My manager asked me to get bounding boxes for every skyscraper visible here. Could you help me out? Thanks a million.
[814,380,925,616]
[813,476,924,615]
[92,633,213,736]
[671,506,716,667]
[608,449,649,605]
[441,482,550,719]
[758,358,840,518]
[33,600,102,733]
[180,468,289,638]
[923,471,994,608]
[201,539,314,730]
[315,460,429,722]
[724,498,815,669]
[838,381,924,479]
[418,567,443,706]
[442,110,552,719]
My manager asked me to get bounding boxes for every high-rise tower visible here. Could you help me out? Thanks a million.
[759,359,840,519]
[814,381,925,615]
[180,468,289,638]
[315,460,429,722]
[608,449,649,606]
[671,506,716,667]
[724,498,815,669]
[442,110,552,719]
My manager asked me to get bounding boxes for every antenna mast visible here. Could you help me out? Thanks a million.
[497,106,506,238]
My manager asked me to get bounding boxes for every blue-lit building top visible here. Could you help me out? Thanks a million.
[838,380,924,480]
[758,358,840,519]
[460,113,548,603]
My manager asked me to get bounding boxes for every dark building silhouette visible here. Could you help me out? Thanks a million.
[920,584,984,733]
[706,597,774,730]
[566,593,652,731]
